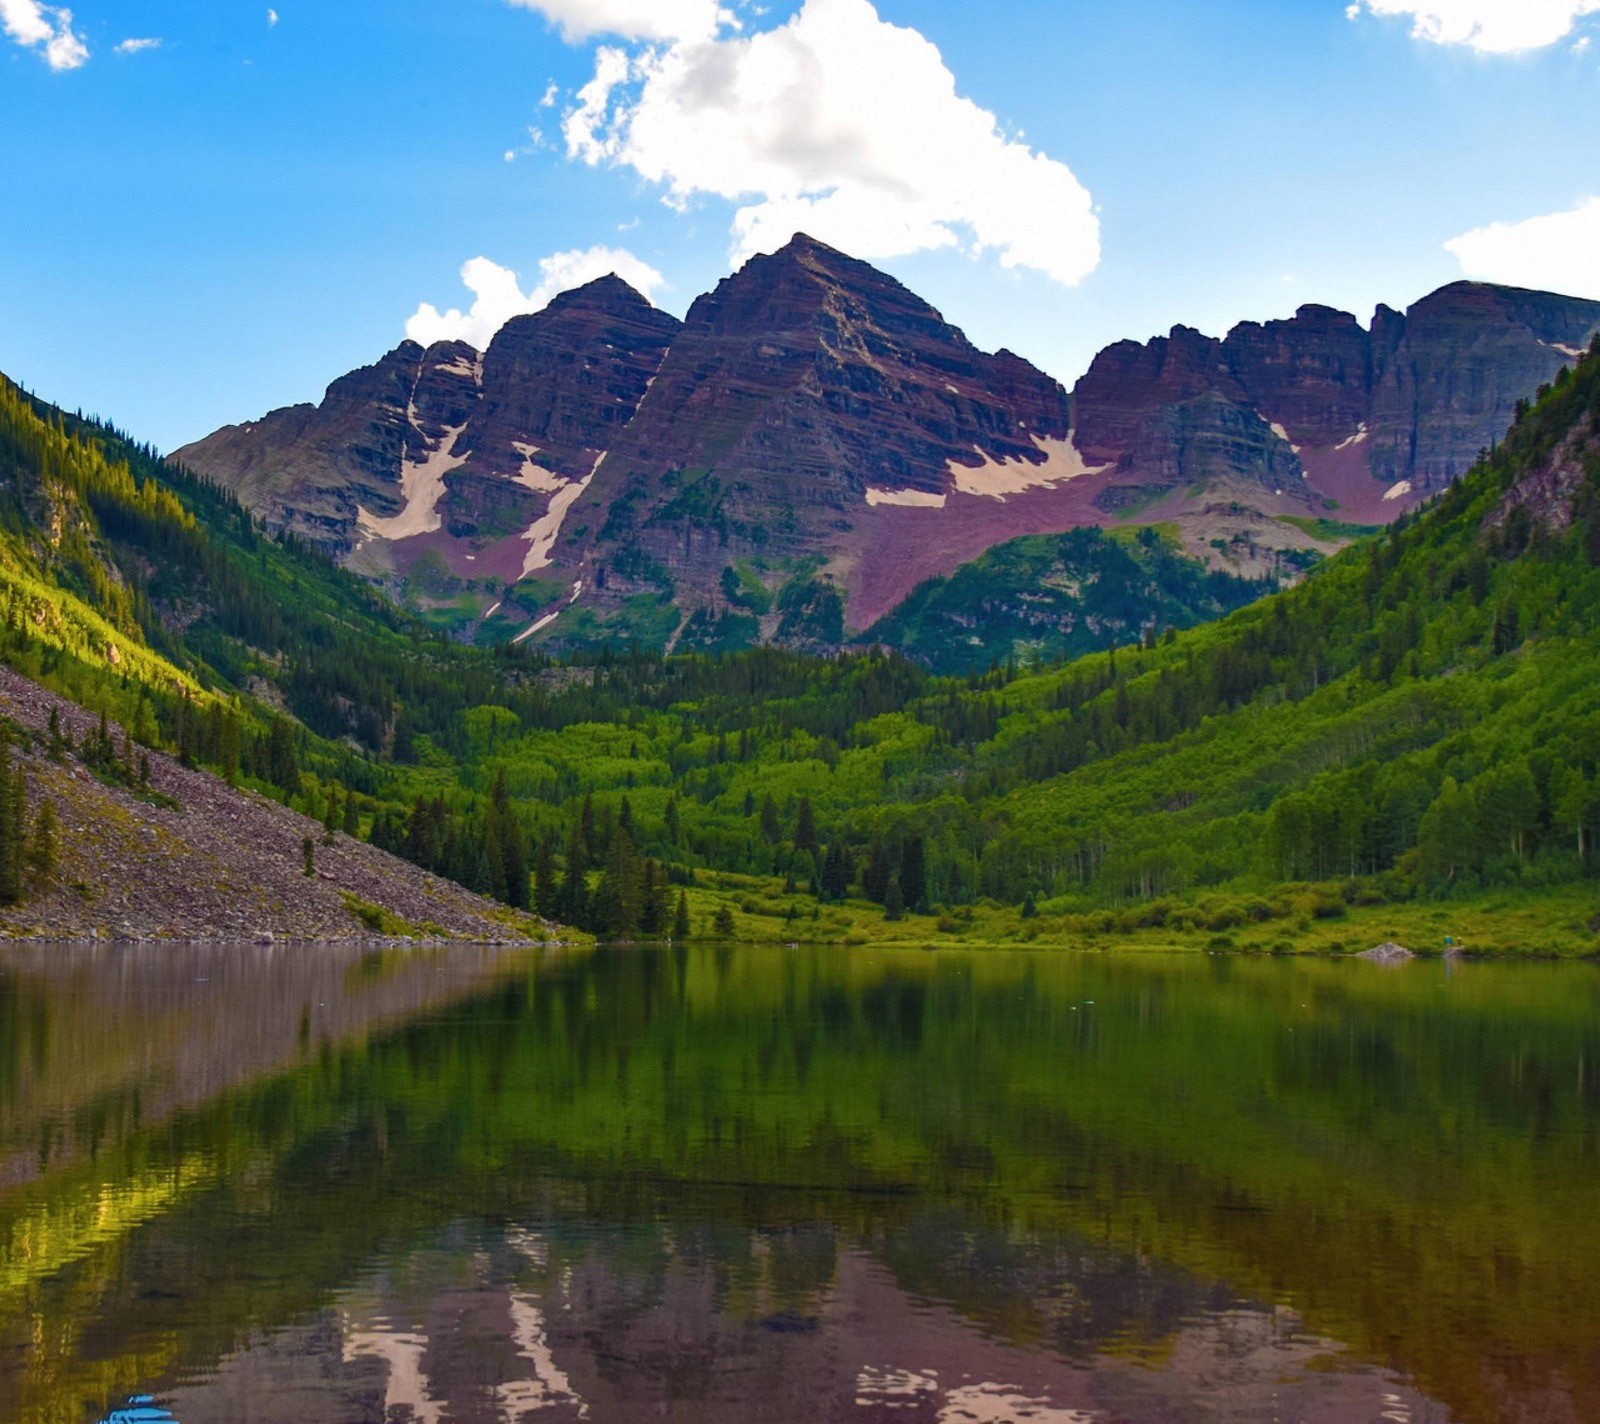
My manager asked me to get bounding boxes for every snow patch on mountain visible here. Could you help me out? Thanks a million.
[866,487,947,509]
[948,434,1109,501]
[519,455,606,576]
[357,422,469,541]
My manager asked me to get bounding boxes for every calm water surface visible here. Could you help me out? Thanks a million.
[1,942,1597,1424]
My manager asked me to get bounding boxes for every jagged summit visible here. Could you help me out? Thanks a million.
[172,241,1600,651]
[535,271,662,320]
[553,218,1075,638]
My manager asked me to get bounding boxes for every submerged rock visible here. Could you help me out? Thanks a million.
[1357,941,1415,963]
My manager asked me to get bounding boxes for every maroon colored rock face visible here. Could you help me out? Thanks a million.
[559,235,1072,609]
[170,340,437,555]
[1367,282,1600,491]
[173,238,1600,649]
[1222,305,1372,447]
[172,278,680,577]
[453,277,680,501]
[437,279,681,549]
[1070,282,1600,522]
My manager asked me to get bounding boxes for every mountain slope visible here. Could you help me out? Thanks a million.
[955,330,1600,913]
[174,243,1600,654]
[1074,281,1600,539]
[861,525,1271,675]
[0,665,534,941]
[0,382,554,939]
[8,330,1600,947]
[173,278,679,628]
[550,235,1082,642]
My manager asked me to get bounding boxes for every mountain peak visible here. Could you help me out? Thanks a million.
[772,230,840,259]
[743,232,885,290]
[545,271,661,315]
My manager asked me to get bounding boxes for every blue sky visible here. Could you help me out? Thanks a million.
[2,0,1598,451]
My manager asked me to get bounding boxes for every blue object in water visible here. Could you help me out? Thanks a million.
[99,1398,178,1424]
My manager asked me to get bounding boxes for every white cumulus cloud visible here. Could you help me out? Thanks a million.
[113,37,161,55]
[0,0,88,69]
[506,0,731,43]
[267,8,278,27]
[550,0,1099,285]
[1349,1,1600,52]
[406,247,667,350]
[1445,197,1600,298]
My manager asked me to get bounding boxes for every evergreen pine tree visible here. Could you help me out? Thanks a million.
[862,838,891,903]
[8,767,26,899]
[594,823,643,938]
[639,858,671,936]
[471,842,496,897]
[220,711,240,784]
[794,796,818,853]
[28,799,57,885]
[883,876,905,922]
[673,889,691,940]
[534,837,558,919]
[484,812,509,902]
[502,812,530,911]
[178,698,199,769]
[560,823,589,929]
[266,715,300,795]
[821,840,854,901]
[900,835,927,912]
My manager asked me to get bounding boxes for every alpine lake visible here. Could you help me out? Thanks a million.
[2,941,1598,1424]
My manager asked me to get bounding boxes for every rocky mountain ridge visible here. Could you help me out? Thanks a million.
[173,237,1600,650]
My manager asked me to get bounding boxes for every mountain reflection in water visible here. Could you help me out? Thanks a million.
[3,942,1598,1424]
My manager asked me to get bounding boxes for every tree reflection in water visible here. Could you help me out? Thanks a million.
[3,943,1598,1423]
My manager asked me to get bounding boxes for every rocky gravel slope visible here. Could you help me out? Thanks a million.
[0,666,551,943]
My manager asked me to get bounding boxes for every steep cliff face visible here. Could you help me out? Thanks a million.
[1222,304,1373,445]
[1071,282,1600,528]
[437,279,682,548]
[172,340,460,555]
[174,242,1600,651]
[557,235,1076,630]
[172,279,679,593]
[1367,282,1600,492]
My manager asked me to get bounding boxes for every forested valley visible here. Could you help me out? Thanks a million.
[2,337,1599,948]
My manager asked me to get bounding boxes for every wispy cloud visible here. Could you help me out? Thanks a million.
[1347,1,1600,53]
[113,37,162,56]
[529,0,1099,287]
[267,8,279,27]
[406,247,667,349]
[0,0,88,69]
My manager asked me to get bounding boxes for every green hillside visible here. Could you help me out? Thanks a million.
[2,337,1599,949]
[863,524,1271,674]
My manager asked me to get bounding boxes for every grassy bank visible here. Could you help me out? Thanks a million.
[664,874,1600,957]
